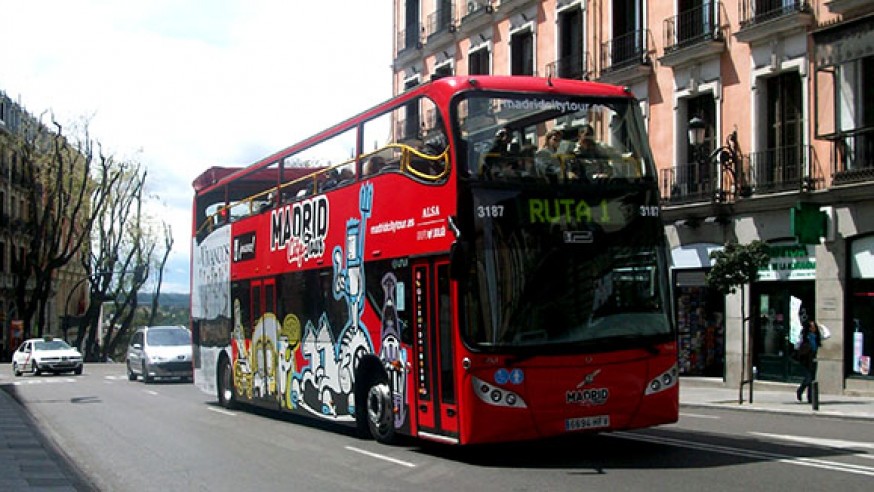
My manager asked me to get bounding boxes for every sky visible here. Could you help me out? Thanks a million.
[0,0,393,294]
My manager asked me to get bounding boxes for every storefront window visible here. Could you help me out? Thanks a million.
[848,236,874,378]
[675,270,725,377]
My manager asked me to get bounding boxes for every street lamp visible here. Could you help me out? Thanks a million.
[687,117,749,202]
[686,116,709,200]
[688,116,706,148]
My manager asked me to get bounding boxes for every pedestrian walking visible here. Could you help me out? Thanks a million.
[796,319,823,403]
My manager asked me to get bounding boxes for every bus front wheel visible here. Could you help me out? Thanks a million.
[218,357,237,410]
[366,380,395,444]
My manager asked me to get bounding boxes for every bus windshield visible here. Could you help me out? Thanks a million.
[455,92,655,182]
[453,91,671,351]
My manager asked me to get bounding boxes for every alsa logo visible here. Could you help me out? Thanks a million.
[270,196,329,267]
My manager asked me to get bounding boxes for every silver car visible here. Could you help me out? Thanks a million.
[126,326,192,383]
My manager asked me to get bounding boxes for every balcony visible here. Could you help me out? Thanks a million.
[544,52,592,81]
[736,0,815,44]
[426,2,457,46]
[660,161,718,205]
[831,129,874,185]
[826,0,874,16]
[660,1,726,68]
[458,0,495,34]
[748,143,824,194]
[598,29,653,85]
[395,26,424,69]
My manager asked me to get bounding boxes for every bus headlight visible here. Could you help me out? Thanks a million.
[472,376,527,408]
[645,363,678,395]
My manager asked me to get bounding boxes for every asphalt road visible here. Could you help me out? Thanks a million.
[4,363,874,491]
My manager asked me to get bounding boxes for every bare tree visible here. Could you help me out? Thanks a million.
[146,222,174,329]
[73,163,150,361]
[11,118,116,339]
[70,162,175,362]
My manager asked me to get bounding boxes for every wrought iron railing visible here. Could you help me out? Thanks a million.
[545,52,592,80]
[601,29,651,72]
[748,143,822,193]
[660,160,718,204]
[739,0,811,28]
[832,129,874,185]
[427,1,456,38]
[664,1,721,53]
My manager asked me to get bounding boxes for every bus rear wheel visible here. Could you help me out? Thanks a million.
[366,380,395,444]
[218,357,237,410]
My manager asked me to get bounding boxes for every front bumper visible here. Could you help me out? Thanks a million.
[37,359,83,372]
[145,361,192,378]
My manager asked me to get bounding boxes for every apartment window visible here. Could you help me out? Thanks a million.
[610,0,645,66]
[510,28,534,76]
[469,47,490,75]
[677,0,717,46]
[403,78,421,140]
[0,241,5,273]
[438,0,453,31]
[756,71,804,191]
[405,0,421,49]
[680,95,717,200]
[434,63,453,78]
[558,6,584,79]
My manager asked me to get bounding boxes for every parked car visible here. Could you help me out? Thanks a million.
[12,337,84,376]
[126,326,193,383]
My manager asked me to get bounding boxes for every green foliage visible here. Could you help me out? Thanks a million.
[706,240,771,295]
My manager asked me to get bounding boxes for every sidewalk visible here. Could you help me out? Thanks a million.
[681,377,874,421]
[0,387,93,491]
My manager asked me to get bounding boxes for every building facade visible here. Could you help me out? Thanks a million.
[0,91,88,359]
[391,0,874,395]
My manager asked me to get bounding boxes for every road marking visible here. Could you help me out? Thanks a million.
[345,446,416,468]
[8,378,77,386]
[104,375,129,381]
[207,407,237,417]
[749,432,874,451]
[680,412,721,419]
[617,431,874,477]
[143,390,159,396]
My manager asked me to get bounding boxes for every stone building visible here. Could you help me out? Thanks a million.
[391,0,874,394]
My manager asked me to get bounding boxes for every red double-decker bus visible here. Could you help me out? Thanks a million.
[191,76,677,445]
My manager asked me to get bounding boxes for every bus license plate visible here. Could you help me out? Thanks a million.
[565,415,610,431]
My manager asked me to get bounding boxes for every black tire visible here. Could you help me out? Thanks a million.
[365,378,396,444]
[74,367,83,375]
[32,362,41,376]
[217,356,237,410]
[142,362,153,384]
[13,362,21,377]
[127,362,137,381]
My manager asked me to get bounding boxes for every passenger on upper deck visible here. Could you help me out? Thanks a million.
[572,124,614,180]
[535,129,562,177]
[363,155,386,176]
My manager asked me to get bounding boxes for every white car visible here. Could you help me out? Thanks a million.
[126,326,193,383]
[12,337,84,376]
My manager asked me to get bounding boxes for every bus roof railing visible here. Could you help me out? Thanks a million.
[196,142,449,238]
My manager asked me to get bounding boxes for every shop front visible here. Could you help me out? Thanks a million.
[672,243,726,377]
[848,235,874,380]
[752,243,816,382]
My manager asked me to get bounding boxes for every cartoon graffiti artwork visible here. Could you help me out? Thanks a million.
[277,314,302,409]
[231,298,254,399]
[251,313,281,398]
[379,272,408,428]
[293,184,376,420]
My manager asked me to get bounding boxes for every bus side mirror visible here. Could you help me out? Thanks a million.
[449,241,470,281]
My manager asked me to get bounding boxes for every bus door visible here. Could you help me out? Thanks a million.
[412,259,459,442]
[250,278,278,406]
